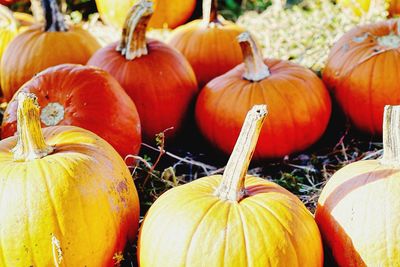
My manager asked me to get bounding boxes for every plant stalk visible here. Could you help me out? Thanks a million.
[215,105,268,202]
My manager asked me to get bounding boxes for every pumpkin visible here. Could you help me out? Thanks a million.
[0,0,16,5]
[168,0,245,88]
[1,64,142,159]
[0,5,18,74]
[323,19,400,135]
[0,0,100,101]
[389,0,400,16]
[316,105,400,266]
[195,32,331,159]
[337,0,371,15]
[88,0,198,141]
[0,92,139,266]
[95,0,196,29]
[138,105,324,267]
[0,7,34,95]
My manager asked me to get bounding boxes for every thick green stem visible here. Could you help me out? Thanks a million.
[215,105,268,202]
[11,92,54,162]
[202,0,218,24]
[381,105,400,166]
[238,32,270,82]
[42,0,67,32]
[116,0,153,60]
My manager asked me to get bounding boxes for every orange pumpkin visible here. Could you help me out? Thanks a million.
[138,105,324,267]
[389,0,400,16]
[0,92,139,266]
[168,0,245,87]
[95,0,196,29]
[316,105,400,266]
[0,0,100,101]
[195,32,331,159]
[323,19,400,135]
[1,64,142,159]
[88,0,198,141]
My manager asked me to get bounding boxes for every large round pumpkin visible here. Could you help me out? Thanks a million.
[138,105,324,267]
[0,92,139,266]
[323,19,400,134]
[88,0,197,141]
[95,0,195,29]
[1,64,142,159]
[0,0,100,101]
[316,105,400,266]
[195,32,331,159]
[168,0,245,88]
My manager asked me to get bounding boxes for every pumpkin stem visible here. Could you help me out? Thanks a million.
[116,0,153,60]
[42,0,67,32]
[12,92,54,162]
[215,105,268,202]
[381,105,400,166]
[238,32,270,82]
[203,0,219,24]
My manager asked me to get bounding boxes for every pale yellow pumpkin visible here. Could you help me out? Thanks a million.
[316,105,400,266]
[138,105,323,267]
[0,92,140,266]
[0,5,18,70]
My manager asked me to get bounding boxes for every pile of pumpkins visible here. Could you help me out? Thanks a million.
[0,0,399,266]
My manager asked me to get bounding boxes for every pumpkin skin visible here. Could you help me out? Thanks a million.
[389,0,400,16]
[88,1,198,141]
[138,105,324,267]
[95,0,196,29]
[323,19,400,134]
[1,64,142,159]
[0,0,100,101]
[0,93,140,266]
[196,33,331,159]
[0,5,18,78]
[168,1,245,88]
[0,0,16,5]
[337,0,371,15]
[315,106,400,266]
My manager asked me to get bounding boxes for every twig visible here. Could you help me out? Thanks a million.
[141,143,218,175]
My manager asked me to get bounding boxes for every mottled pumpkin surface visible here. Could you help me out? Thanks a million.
[0,125,140,266]
[138,175,323,267]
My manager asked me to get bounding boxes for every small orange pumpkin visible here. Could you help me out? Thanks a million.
[323,19,400,134]
[316,105,400,266]
[0,0,100,101]
[196,32,331,159]
[88,0,198,141]
[0,92,139,266]
[168,0,245,87]
[138,105,324,267]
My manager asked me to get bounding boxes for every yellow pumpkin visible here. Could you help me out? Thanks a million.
[95,0,196,29]
[337,0,371,15]
[0,92,140,266]
[316,105,400,266]
[138,105,323,267]
[0,5,18,68]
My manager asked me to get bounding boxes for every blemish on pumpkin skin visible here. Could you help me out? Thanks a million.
[116,181,128,194]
